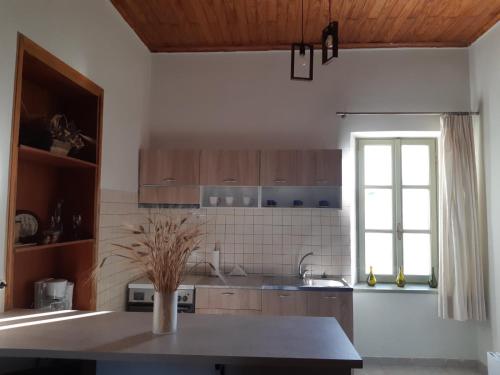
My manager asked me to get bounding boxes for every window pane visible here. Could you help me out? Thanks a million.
[365,232,393,275]
[403,233,431,275]
[402,145,430,186]
[365,188,392,230]
[364,145,392,186]
[403,189,430,230]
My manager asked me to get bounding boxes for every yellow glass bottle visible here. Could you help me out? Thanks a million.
[395,266,406,288]
[367,266,377,287]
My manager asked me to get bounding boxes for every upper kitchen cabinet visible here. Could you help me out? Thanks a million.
[260,150,297,186]
[296,150,342,186]
[139,150,200,205]
[200,150,260,186]
[139,150,200,186]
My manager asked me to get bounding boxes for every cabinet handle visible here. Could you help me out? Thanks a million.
[278,294,290,298]
[316,179,328,184]
[322,296,337,300]
[223,178,237,183]
[274,179,287,183]
[221,292,235,296]
[162,177,177,183]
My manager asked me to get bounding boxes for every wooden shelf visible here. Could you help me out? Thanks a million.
[18,145,97,168]
[14,239,95,253]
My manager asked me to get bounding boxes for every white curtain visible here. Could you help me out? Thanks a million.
[438,114,487,321]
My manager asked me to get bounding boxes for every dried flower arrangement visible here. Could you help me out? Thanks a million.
[98,213,204,293]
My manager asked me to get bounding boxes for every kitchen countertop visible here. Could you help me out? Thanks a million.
[130,274,353,292]
[0,310,362,370]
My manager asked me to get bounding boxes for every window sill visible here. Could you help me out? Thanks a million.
[354,283,438,294]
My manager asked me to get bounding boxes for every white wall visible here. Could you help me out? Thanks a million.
[149,48,469,149]
[469,22,500,364]
[354,292,479,359]
[0,0,152,309]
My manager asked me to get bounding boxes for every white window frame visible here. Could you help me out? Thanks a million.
[357,138,438,283]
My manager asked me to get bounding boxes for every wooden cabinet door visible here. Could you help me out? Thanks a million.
[140,149,200,186]
[306,291,353,340]
[200,150,260,186]
[260,150,297,186]
[262,290,307,316]
[296,150,342,186]
[139,186,200,204]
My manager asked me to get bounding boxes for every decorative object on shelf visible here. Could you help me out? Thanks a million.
[321,0,339,65]
[49,114,85,156]
[395,266,406,288]
[42,200,64,244]
[319,200,330,207]
[209,196,219,207]
[242,196,251,206]
[225,196,234,206]
[97,213,204,334]
[72,214,82,240]
[293,200,303,207]
[367,266,377,287]
[428,267,438,288]
[291,0,313,81]
[266,199,277,207]
[15,210,39,244]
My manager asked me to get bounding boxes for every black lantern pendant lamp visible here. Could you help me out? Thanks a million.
[291,0,313,81]
[321,0,339,65]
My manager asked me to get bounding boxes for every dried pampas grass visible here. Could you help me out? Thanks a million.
[97,213,204,293]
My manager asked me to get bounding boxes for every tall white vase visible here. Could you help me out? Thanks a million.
[152,290,178,334]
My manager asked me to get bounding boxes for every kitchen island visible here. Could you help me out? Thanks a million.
[0,309,362,374]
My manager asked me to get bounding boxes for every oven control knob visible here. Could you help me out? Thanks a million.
[178,295,182,302]
[151,295,154,301]
[182,295,188,302]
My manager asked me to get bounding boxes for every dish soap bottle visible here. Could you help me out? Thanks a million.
[395,266,406,288]
[367,266,377,287]
[428,267,438,288]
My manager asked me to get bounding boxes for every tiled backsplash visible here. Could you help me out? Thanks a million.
[97,189,351,311]
[188,207,351,279]
[97,189,147,311]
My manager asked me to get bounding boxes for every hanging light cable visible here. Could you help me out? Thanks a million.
[321,0,339,64]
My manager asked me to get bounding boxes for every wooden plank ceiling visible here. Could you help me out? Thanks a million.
[111,0,500,52]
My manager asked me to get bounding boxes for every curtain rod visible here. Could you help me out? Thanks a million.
[336,111,480,118]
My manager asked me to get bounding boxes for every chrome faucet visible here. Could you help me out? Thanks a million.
[298,252,314,279]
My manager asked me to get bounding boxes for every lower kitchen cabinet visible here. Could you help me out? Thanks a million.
[306,291,353,340]
[261,290,308,316]
[195,287,353,341]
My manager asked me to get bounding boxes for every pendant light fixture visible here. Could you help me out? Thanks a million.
[321,0,338,65]
[291,0,313,81]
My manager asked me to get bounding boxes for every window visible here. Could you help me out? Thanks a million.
[357,138,438,283]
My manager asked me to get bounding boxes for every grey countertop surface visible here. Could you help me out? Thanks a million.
[0,310,362,368]
[130,274,353,292]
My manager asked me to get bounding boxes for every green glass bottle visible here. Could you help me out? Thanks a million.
[367,266,377,287]
[428,267,438,288]
[395,266,406,288]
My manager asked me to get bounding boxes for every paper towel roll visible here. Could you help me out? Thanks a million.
[209,249,220,276]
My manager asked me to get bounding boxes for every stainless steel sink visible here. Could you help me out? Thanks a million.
[301,279,346,288]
